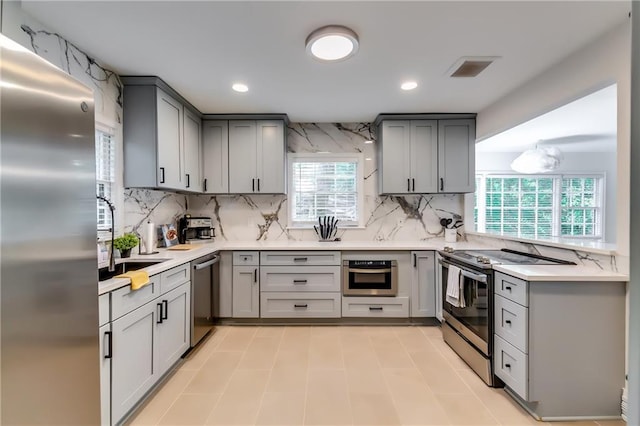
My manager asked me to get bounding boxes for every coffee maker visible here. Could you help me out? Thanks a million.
[178,215,216,244]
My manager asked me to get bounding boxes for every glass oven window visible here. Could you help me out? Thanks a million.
[349,270,392,290]
[442,266,489,343]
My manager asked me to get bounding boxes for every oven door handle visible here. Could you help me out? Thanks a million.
[438,259,488,283]
[348,268,392,274]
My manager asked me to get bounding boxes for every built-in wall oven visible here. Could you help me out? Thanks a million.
[342,260,398,296]
[438,248,576,387]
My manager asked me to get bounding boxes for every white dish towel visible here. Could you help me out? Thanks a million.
[446,265,465,308]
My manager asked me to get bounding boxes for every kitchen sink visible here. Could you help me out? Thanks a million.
[98,260,168,282]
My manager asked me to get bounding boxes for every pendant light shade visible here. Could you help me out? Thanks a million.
[510,146,563,174]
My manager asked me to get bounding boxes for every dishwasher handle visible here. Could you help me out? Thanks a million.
[194,255,220,270]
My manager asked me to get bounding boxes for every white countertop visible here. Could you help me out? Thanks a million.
[493,264,629,282]
[98,238,628,295]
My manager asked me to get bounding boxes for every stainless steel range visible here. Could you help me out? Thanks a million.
[438,248,575,387]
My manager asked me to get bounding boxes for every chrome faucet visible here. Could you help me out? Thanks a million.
[97,195,116,272]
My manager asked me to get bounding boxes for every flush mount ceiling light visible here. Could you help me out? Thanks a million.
[401,81,418,91]
[232,83,248,93]
[306,25,359,62]
[510,146,564,174]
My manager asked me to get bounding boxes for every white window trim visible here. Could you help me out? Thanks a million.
[472,172,605,240]
[287,152,364,228]
[96,120,124,241]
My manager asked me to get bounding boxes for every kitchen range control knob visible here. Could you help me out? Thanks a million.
[443,246,454,253]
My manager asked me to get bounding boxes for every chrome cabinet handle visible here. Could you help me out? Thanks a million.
[193,256,220,270]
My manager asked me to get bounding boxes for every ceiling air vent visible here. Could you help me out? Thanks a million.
[447,56,499,78]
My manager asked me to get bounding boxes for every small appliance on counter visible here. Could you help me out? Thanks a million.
[178,215,216,244]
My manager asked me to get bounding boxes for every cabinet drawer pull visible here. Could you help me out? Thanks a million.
[160,167,165,184]
[504,363,511,369]
[413,253,417,268]
[186,173,190,188]
[505,286,512,291]
[252,178,255,192]
[369,306,384,311]
[412,178,415,192]
[257,178,260,191]
[293,257,308,262]
[254,268,258,283]
[294,304,308,308]
[157,303,163,324]
[440,177,444,191]
[505,320,512,325]
[204,178,207,192]
[407,178,410,192]
[293,279,308,284]
[104,331,112,359]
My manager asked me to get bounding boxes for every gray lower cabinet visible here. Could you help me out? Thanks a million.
[493,271,626,420]
[259,251,341,318]
[232,265,260,318]
[410,251,435,317]
[103,263,192,425]
[110,300,159,424]
[99,323,111,426]
[156,282,191,373]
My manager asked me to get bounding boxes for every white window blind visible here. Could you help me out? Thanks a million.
[289,154,362,227]
[96,128,115,231]
[475,174,603,239]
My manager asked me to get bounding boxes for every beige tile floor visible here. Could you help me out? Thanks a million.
[127,325,627,426]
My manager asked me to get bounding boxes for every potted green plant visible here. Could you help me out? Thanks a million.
[113,233,139,258]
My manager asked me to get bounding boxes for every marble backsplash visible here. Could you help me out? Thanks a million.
[185,123,464,242]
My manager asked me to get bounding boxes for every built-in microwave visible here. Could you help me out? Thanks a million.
[342,260,398,296]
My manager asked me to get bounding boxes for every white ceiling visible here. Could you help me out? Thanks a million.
[22,1,629,123]
[476,84,618,153]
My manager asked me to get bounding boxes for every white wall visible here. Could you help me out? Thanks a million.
[476,150,617,243]
[477,21,631,255]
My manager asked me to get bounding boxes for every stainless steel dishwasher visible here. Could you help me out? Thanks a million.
[190,252,220,347]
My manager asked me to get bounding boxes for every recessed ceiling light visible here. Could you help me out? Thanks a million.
[365,157,372,161]
[232,83,248,93]
[306,25,359,62]
[401,81,418,91]
[364,140,373,144]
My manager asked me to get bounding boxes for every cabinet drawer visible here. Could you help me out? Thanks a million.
[111,275,161,320]
[260,251,341,266]
[99,293,110,326]
[260,292,341,318]
[495,295,528,353]
[260,266,340,292]
[233,251,259,266]
[495,272,528,306]
[494,334,528,400]
[161,263,190,294]
[341,296,409,318]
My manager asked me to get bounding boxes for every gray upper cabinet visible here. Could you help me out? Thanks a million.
[228,120,285,194]
[202,120,229,193]
[156,90,183,190]
[183,109,202,192]
[380,120,438,194]
[438,119,475,193]
[376,114,476,194]
[122,77,202,193]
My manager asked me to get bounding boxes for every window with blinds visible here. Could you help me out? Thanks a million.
[289,154,363,227]
[96,128,115,231]
[475,174,603,239]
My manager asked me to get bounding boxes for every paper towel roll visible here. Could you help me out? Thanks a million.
[143,222,156,254]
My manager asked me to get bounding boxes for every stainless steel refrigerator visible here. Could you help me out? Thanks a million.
[0,34,101,424]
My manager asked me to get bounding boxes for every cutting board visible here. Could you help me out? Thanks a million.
[167,244,195,251]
